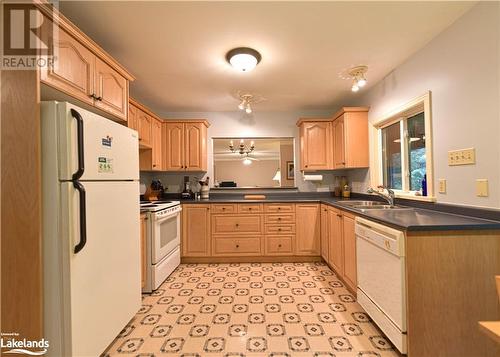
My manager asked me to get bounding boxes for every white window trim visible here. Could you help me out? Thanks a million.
[369,91,435,202]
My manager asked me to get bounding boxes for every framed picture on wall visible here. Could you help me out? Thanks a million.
[286,161,294,180]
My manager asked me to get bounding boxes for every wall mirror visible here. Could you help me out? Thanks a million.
[213,137,295,188]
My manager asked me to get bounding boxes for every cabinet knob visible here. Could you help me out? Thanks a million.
[249,207,252,210]
[278,228,282,231]
[153,164,156,167]
[305,165,308,168]
[89,93,97,99]
[278,217,282,221]
[236,244,239,248]
[222,207,226,210]
[235,223,239,227]
[96,96,103,101]
[337,214,342,218]
[278,244,282,248]
[278,207,281,210]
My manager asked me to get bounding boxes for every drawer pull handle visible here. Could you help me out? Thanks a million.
[249,208,252,210]
[278,217,282,221]
[222,207,225,210]
[278,244,282,248]
[278,207,281,210]
[278,228,282,231]
[235,223,239,227]
[236,244,239,248]
[337,214,342,218]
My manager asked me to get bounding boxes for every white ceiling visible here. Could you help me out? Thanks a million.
[59,1,475,113]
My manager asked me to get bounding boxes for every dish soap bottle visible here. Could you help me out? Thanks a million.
[421,174,427,196]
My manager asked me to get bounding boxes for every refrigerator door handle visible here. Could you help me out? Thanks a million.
[73,180,87,254]
[70,108,85,181]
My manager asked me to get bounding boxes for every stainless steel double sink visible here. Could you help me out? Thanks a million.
[338,200,413,212]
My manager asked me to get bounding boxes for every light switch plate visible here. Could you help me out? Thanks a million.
[438,179,446,194]
[448,148,475,166]
[476,179,488,197]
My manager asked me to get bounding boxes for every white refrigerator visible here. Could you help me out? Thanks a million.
[41,101,141,357]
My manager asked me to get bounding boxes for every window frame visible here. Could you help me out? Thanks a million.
[370,91,435,201]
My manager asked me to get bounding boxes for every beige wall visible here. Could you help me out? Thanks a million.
[215,160,280,188]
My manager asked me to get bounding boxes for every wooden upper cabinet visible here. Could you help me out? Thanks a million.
[37,6,133,123]
[184,122,207,171]
[164,120,209,172]
[342,213,357,291]
[138,110,152,147]
[40,28,95,105]
[128,103,138,132]
[182,204,211,257]
[332,108,369,169]
[94,57,128,121]
[151,118,163,170]
[295,204,320,255]
[328,207,344,275]
[164,122,185,171]
[297,120,332,171]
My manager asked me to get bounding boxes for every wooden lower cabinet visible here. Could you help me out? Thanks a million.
[295,204,320,255]
[181,203,320,259]
[320,204,329,261]
[321,206,357,293]
[181,204,211,257]
[140,213,147,289]
[342,213,357,291]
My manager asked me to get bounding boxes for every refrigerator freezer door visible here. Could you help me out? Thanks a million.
[62,181,140,356]
[46,101,139,181]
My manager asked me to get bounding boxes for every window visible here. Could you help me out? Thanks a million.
[372,92,434,200]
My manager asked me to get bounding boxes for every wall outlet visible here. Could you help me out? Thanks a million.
[448,148,475,166]
[476,179,488,197]
[438,179,446,194]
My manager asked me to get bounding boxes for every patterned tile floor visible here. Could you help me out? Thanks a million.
[103,262,400,356]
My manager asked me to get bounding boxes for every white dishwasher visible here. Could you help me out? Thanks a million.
[355,217,407,354]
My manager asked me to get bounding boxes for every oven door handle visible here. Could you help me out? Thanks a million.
[154,209,181,222]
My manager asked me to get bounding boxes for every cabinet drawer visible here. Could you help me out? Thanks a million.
[265,203,295,213]
[265,214,295,224]
[238,203,263,213]
[211,204,237,214]
[264,224,296,234]
[212,215,263,234]
[265,236,294,255]
[213,237,262,255]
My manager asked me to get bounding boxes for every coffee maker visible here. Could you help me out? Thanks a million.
[181,176,193,199]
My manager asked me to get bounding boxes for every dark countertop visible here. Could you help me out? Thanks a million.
[178,194,500,232]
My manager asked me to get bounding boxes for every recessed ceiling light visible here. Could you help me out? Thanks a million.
[226,47,262,72]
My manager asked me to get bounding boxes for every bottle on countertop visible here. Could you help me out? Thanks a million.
[342,184,351,198]
[421,174,427,196]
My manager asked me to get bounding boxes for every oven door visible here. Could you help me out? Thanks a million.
[152,209,180,264]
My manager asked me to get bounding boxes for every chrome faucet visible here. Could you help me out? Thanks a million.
[367,186,395,207]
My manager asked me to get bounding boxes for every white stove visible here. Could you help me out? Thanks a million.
[140,200,181,292]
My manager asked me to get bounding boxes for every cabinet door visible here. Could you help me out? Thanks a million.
[182,205,211,257]
[301,122,331,170]
[151,118,162,170]
[128,104,138,131]
[184,122,207,171]
[137,110,152,147]
[333,116,346,169]
[164,122,184,171]
[140,214,147,289]
[320,205,329,262]
[40,28,95,105]
[295,204,320,255]
[94,57,128,121]
[328,208,344,275]
[343,213,357,291]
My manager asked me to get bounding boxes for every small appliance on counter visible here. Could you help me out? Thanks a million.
[181,176,193,199]
[199,177,210,199]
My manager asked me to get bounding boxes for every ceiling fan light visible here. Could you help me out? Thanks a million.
[243,158,252,165]
[238,101,245,110]
[351,84,359,92]
[357,78,367,87]
[226,47,261,72]
[245,103,252,114]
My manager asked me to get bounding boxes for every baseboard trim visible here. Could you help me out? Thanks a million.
[181,256,322,263]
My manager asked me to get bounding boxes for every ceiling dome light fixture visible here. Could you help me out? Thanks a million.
[226,47,262,72]
[348,65,368,92]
